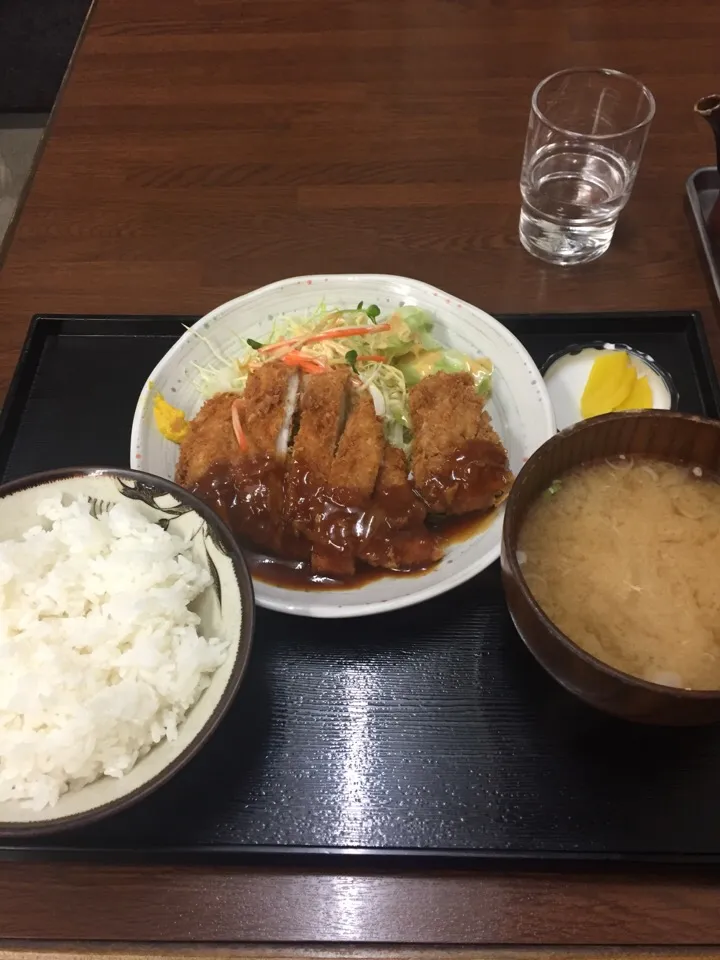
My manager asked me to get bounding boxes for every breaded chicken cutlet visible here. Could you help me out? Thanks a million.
[410,371,511,515]
[284,367,350,534]
[328,392,384,498]
[175,392,240,487]
[312,391,384,576]
[175,365,512,578]
[176,361,298,487]
[372,445,427,530]
[176,363,305,557]
[358,446,442,571]
[242,360,299,460]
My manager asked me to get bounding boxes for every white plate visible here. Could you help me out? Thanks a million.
[130,274,555,618]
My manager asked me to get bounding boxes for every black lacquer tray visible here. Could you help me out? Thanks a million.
[687,167,720,308]
[1,309,719,864]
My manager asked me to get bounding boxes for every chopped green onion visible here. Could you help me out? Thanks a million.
[545,480,562,497]
[247,338,264,350]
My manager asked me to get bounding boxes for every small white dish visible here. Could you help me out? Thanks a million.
[543,341,678,432]
[130,274,555,618]
[0,467,254,836]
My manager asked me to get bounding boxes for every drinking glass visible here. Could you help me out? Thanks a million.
[519,68,655,266]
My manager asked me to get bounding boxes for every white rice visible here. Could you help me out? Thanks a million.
[0,494,229,811]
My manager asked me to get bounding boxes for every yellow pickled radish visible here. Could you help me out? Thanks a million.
[580,351,637,419]
[615,374,653,411]
[153,392,189,443]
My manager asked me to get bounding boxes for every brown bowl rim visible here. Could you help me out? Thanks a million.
[503,409,720,700]
[0,466,255,837]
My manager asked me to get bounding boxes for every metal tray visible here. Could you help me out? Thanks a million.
[686,166,720,305]
[1,310,720,865]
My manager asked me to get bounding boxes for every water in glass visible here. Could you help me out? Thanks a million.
[518,69,654,266]
[520,141,632,265]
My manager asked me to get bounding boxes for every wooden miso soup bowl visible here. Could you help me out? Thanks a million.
[501,410,720,726]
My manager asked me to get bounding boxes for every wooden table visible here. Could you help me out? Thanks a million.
[1,0,720,949]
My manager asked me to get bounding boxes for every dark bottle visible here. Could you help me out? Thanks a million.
[695,94,720,238]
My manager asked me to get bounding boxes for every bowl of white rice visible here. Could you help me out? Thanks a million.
[0,467,254,835]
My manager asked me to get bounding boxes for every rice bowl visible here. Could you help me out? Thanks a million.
[0,468,253,835]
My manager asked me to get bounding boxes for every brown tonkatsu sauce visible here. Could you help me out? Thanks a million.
[248,554,391,590]
[189,459,309,561]
[190,457,501,591]
[251,503,497,590]
[418,437,512,515]
[427,501,497,542]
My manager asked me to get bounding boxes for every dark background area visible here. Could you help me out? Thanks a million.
[1,0,92,113]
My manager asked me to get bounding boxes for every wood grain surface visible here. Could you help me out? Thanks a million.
[2,950,720,960]
[1,0,720,947]
[1,950,719,960]
[6,863,720,943]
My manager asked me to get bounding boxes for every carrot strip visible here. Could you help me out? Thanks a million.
[356,354,385,363]
[259,333,305,355]
[260,322,390,356]
[303,323,390,345]
[282,351,327,374]
[231,399,249,452]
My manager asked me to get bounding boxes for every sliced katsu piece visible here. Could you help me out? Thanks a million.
[176,364,304,557]
[174,391,248,537]
[358,445,443,571]
[409,372,512,515]
[312,390,384,576]
[328,391,385,500]
[241,360,300,460]
[371,445,428,530]
[232,360,305,556]
[175,392,240,487]
[284,367,350,536]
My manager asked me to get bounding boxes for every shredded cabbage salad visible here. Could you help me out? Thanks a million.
[191,302,493,451]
